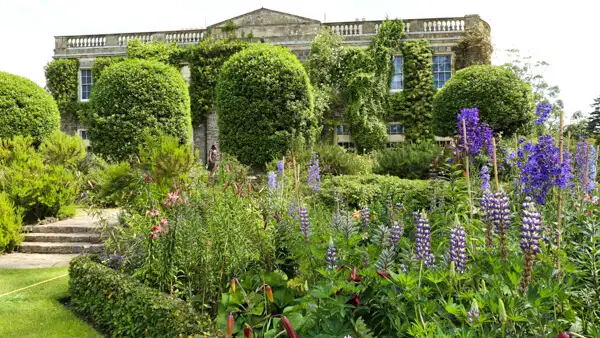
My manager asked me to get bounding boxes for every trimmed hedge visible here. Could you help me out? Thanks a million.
[433,65,534,137]
[45,58,82,119]
[0,71,60,142]
[85,59,192,161]
[216,44,316,165]
[69,254,210,337]
[320,174,432,210]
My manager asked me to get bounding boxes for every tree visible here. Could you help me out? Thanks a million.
[433,65,534,137]
[85,59,192,161]
[0,71,60,142]
[587,96,600,136]
[216,44,317,165]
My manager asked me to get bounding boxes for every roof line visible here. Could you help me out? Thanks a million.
[209,7,321,27]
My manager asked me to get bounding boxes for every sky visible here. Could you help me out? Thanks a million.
[0,0,597,122]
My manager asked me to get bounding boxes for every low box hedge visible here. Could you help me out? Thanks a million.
[69,254,210,337]
[320,174,433,210]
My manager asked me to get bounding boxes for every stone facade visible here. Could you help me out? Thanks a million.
[53,7,489,159]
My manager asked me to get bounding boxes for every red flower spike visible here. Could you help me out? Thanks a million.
[227,312,234,338]
[377,270,391,279]
[265,285,274,303]
[243,326,251,338]
[280,316,299,338]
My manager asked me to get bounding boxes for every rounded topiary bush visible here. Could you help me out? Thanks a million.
[0,71,60,142]
[216,44,316,165]
[86,59,191,161]
[433,65,534,137]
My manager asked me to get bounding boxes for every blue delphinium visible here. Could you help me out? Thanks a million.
[519,196,543,294]
[457,107,493,157]
[414,211,435,268]
[299,207,311,242]
[535,103,553,126]
[307,153,321,192]
[268,171,277,193]
[589,145,597,192]
[449,225,467,273]
[289,200,298,219]
[480,165,491,192]
[277,160,285,176]
[576,139,597,193]
[519,134,572,204]
[325,239,338,270]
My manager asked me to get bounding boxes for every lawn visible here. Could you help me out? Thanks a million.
[0,267,101,338]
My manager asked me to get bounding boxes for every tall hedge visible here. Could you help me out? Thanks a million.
[400,40,435,141]
[433,65,534,136]
[0,71,60,142]
[85,59,192,161]
[45,58,81,118]
[216,44,316,165]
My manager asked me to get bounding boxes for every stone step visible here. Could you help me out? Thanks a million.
[23,224,101,234]
[18,242,103,254]
[24,233,101,243]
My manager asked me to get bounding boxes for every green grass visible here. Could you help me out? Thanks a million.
[0,267,101,338]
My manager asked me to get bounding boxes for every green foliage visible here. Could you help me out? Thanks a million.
[320,174,432,209]
[306,27,344,89]
[216,44,316,164]
[453,25,493,70]
[588,96,600,138]
[400,40,435,141]
[85,59,192,161]
[0,71,60,143]
[91,57,124,81]
[45,58,82,119]
[39,131,86,170]
[374,142,442,179]
[0,136,78,222]
[126,40,180,65]
[433,65,535,137]
[183,39,248,124]
[314,143,372,175]
[0,191,22,253]
[92,161,136,207]
[69,254,211,337]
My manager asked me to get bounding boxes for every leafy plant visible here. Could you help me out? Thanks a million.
[374,142,442,179]
[0,191,23,253]
[39,131,86,170]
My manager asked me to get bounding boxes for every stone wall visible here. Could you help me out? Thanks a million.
[206,109,219,161]
[60,114,84,136]
[192,122,206,164]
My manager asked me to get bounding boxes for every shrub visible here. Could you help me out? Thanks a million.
[39,131,86,170]
[433,65,534,137]
[126,40,180,65]
[0,192,22,253]
[0,136,78,222]
[85,59,192,161]
[319,174,432,210]
[94,162,136,207]
[289,143,372,176]
[44,59,81,118]
[216,44,317,165]
[374,142,442,179]
[69,254,211,337]
[0,71,60,142]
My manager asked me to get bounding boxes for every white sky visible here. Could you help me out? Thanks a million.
[0,0,597,120]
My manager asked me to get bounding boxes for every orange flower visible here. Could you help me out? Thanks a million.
[265,285,274,302]
[227,312,234,337]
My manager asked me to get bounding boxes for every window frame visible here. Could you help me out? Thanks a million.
[432,54,452,89]
[390,55,404,92]
[79,68,93,102]
[387,123,404,135]
[336,124,351,136]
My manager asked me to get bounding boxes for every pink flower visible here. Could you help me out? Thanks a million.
[164,192,181,207]
[160,218,168,226]
[146,210,152,216]
[152,209,159,216]
[150,233,157,240]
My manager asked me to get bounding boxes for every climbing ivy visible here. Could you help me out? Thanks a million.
[398,40,435,141]
[126,40,181,65]
[453,25,493,70]
[91,57,124,80]
[45,58,82,119]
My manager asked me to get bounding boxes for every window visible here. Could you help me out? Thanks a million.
[390,56,403,90]
[80,69,93,101]
[336,125,351,135]
[433,55,452,89]
[387,124,404,135]
[78,129,88,140]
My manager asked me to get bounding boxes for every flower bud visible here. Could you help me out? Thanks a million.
[280,316,299,338]
[243,326,251,338]
[498,299,507,324]
[227,312,234,337]
[230,279,236,293]
[265,285,274,303]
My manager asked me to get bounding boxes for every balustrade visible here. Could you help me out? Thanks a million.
[67,36,106,48]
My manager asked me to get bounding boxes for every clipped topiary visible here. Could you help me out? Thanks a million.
[216,44,316,165]
[433,65,534,137]
[0,71,60,142]
[85,59,192,161]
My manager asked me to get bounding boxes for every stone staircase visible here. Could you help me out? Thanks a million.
[19,211,118,254]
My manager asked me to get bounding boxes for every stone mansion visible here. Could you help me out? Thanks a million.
[52,8,490,161]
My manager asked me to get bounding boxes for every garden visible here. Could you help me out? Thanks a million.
[0,17,599,338]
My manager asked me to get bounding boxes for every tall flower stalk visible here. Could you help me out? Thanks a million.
[298,207,311,243]
[491,191,511,260]
[519,197,542,295]
[325,238,338,270]
[414,211,435,268]
[307,153,321,192]
[449,224,467,273]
